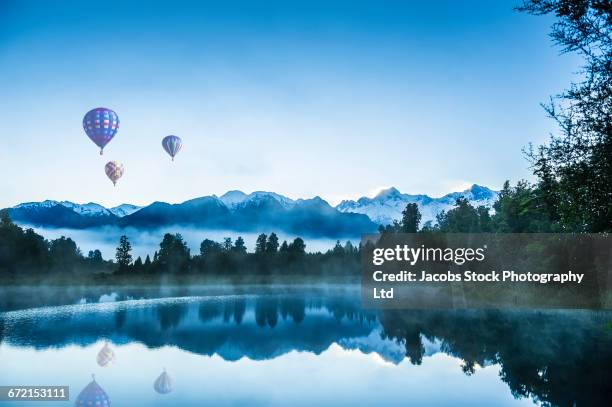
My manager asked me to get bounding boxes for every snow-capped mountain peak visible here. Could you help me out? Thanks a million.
[8,185,498,228]
[14,200,60,210]
[336,184,498,226]
[109,204,142,217]
[219,190,248,207]
[11,200,140,218]
[60,201,112,217]
[373,187,402,200]
[220,190,295,209]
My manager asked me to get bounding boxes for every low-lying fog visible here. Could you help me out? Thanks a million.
[24,225,358,260]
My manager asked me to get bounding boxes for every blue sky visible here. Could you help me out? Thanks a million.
[0,0,578,208]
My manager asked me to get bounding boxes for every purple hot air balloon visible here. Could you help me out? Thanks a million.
[162,135,182,161]
[83,108,119,155]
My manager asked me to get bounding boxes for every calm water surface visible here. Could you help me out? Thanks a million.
[0,286,610,406]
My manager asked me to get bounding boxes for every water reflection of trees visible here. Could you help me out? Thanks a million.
[1,294,610,406]
[378,309,611,407]
[196,298,311,327]
[157,303,189,330]
[280,298,305,323]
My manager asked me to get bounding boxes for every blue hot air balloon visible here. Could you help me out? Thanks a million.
[75,375,111,407]
[162,135,182,161]
[153,368,174,394]
[83,108,119,155]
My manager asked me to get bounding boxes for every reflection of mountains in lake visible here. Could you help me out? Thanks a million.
[0,295,384,362]
[1,292,611,407]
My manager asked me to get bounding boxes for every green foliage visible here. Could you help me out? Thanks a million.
[255,233,267,253]
[157,233,191,273]
[401,203,421,233]
[49,236,81,272]
[379,203,424,234]
[233,236,247,254]
[222,237,232,252]
[0,210,11,228]
[332,240,344,255]
[288,238,306,255]
[266,233,279,253]
[436,198,482,233]
[200,239,222,258]
[0,210,114,277]
[115,235,133,270]
[379,180,573,233]
[87,249,103,264]
[0,211,50,273]
[492,180,558,232]
[133,256,143,272]
[519,0,612,232]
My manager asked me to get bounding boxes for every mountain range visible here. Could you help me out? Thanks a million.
[336,184,498,226]
[6,185,498,237]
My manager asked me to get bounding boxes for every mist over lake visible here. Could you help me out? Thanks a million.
[25,224,357,260]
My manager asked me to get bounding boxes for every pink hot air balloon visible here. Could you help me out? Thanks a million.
[83,108,119,155]
[96,342,115,367]
[105,161,124,186]
[162,135,182,161]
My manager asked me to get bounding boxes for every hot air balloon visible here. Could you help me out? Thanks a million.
[162,135,182,161]
[75,375,111,407]
[105,161,124,186]
[83,108,119,155]
[153,368,174,394]
[97,342,115,367]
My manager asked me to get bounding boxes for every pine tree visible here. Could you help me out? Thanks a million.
[157,233,191,272]
[332,240,344,255]
[400,203,421,233]
[265,233,279,253]
[255,234,267,253]
[133,256,143,272]
[115,235,133,270]
[233,236,247,253]
[87,249,103,264]
[0,209,11,228]
[289,238,306,254]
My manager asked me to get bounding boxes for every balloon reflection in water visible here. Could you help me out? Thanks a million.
[153,368,174,394]
[97,342,115,367]
[75,374,111,407]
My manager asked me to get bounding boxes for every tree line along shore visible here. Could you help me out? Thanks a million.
[0,174,608,285]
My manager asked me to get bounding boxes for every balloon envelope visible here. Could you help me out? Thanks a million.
[96,342,115,367]
[83,108,119,155]
[153,369,173,394]
[162,135,182,161]
[75,375,111,407]
[105,161,124,186]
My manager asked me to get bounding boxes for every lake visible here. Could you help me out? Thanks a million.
[0,286,610,406]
